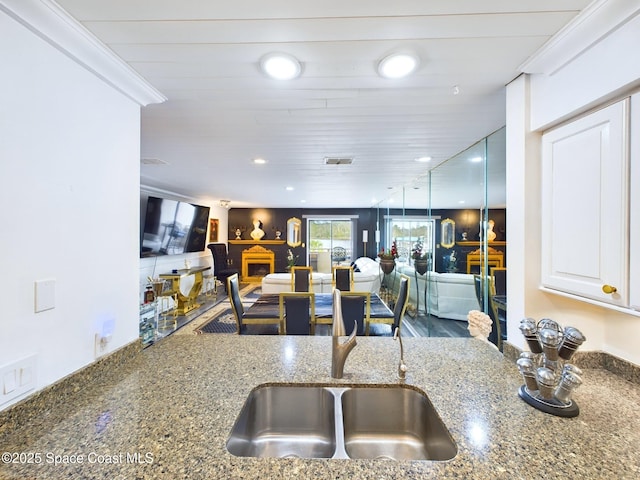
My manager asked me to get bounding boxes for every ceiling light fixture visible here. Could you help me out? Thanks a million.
[415,156,431,163]
[377,53,419,79]
[253,158,267,165]
[260,53,302,80]
[470,156,483,163]
[453,85,460,95]
[219,200,231,209]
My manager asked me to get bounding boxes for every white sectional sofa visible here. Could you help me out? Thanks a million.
[387,263,479,321]
[261,256,382,294]
[260,257,478,321]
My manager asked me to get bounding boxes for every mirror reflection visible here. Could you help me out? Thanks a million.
[287,217,302,247]
[374,127,506,348]
[440,219,455,249]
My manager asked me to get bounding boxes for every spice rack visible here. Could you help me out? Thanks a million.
[517,318,586,418]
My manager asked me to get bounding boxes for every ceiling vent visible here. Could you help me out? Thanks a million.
[324,157,353,165]
[141,158,169,166]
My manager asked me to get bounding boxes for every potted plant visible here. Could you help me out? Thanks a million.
[411,239,430,275]
[378,240,399,274]
[286,248,298,271]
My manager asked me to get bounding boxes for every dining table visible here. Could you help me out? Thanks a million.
[243,292,395,335]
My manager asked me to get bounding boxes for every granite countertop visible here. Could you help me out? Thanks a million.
[1,335,639,479]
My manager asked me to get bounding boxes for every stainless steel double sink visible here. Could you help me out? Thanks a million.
[226,383,457,461]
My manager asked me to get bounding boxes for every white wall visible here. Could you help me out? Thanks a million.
[0,11,142,410]
[506,1,640,366]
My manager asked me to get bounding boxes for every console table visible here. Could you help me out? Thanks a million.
[466,247,504,274]
[159,266,211,315]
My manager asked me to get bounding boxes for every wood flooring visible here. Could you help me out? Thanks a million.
[403,313,472,338]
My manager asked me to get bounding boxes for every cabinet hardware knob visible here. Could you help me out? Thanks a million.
[602,284,617,294]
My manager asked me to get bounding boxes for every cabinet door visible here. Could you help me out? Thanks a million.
[541,99,629,306]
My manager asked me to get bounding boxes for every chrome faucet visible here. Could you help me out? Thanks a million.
[331,289,358,379]
[394,327,407,381]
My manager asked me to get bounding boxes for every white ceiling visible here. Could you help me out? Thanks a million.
[56,0,592,209]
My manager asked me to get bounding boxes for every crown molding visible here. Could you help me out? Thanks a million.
[0,0,166,106]
[519,0,640,76]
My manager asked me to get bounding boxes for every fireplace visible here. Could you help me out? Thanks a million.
[241,245,275,282]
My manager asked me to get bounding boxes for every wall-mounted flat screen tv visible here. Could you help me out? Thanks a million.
[141,196,210,257]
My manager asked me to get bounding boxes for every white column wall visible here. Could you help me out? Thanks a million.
[0,11,141,409]
[506,76,608,355]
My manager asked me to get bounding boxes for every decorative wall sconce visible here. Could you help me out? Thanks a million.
[441,218,456,249]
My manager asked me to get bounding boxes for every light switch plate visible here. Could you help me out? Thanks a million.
[1,354,36,406]
[3,370,16,394]
[35,279,56,312]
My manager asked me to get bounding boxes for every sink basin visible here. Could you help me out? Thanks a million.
[227,384,457,461]
[341,386,457,461]
[226,385,336,459]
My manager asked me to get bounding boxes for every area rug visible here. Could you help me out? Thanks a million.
[195,306,280,336]
[193,283,263,335]
[196,309,238,334]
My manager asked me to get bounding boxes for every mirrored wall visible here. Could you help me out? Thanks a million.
[375,127,506,346]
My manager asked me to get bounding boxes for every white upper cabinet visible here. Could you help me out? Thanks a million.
[541,98,629,307]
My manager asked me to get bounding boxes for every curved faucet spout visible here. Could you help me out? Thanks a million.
[394,326,407,381]
[331,289,358,379]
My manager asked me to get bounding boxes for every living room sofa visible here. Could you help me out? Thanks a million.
[386,263,479,321]
[261,256,382,294]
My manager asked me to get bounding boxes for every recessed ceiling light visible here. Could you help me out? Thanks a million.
[260,53,302,80]
[285,186,294,191]
[253,158,267,165]
[415,156,431,163]
[470,156,483,163]
[377,53,419,79]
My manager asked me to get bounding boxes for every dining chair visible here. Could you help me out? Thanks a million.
[228,273,284,334]
[339,291,371,336]
[227,273,244,334]
[491,267,507,296]
[332,265,354,292]
[291,266,313,292]
[208,243,239,293]
[279,292,315,335]
[490,267,507,346]
[473,275,502,350]
[391,274,411,335]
